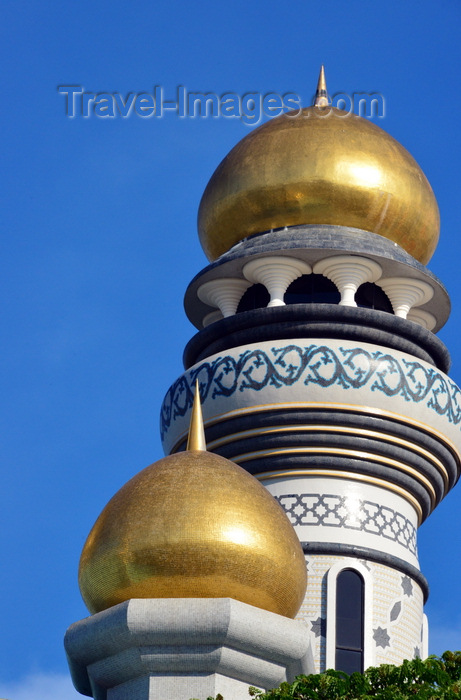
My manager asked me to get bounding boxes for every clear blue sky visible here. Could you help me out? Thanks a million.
[2,1,461,697]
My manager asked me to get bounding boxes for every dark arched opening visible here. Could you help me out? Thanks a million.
[355,282,393,312]
[237,283,270,313]
[236,276,393,314]
[285,274,340,305]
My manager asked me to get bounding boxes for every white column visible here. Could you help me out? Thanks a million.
[314,255,382,307]
[406,308,437,331]
[243,256,311,307]
[377,277,434,319]
[197,278,251,318]
[202,309,224,327]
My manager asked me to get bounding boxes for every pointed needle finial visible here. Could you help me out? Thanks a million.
[313,65,330,107]
[186,380,207,452]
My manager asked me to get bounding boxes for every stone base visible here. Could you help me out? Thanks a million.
[64,598,314,700]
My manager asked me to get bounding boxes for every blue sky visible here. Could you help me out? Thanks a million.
[2,1,461,697]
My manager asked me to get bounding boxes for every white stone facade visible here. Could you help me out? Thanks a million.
[295,555,426,673]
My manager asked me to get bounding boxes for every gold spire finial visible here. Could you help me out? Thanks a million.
[186,380,207,451]
[313,65,330,107]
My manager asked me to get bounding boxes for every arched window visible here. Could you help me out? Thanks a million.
[335,569,364,674]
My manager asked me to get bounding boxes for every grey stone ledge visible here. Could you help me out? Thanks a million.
[65,598,314,700]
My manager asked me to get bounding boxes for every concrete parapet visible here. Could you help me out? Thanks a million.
[65,598,314,700]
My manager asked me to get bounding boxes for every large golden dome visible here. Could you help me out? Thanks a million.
[79,449,307,618]
[198,106,439,263]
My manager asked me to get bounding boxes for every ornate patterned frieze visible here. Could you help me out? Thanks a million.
[161,340,461,501]
[276,493,417,555]
[264,476,420,567]
[163,342,461,438]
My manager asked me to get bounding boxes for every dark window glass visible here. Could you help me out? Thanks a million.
[336,648,363,675]
[285,274,340,305]
[355,282,393,312]
[237,276,392,313]
[237,283,270,313]
[335,569,364,674]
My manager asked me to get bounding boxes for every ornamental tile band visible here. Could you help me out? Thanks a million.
[276,493,417,555]
[161,343,461,439]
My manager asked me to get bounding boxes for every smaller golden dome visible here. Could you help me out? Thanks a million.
[198,99,439,264]
[79,392,307,618]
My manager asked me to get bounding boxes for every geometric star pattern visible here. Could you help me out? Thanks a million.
[373,626,391,648]
[310,616,326,638]
[401,575,413,597]
[390,601,402,622]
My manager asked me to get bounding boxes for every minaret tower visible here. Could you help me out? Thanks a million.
[160,69,461,674]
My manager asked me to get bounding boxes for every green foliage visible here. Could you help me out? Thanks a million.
[195,652,461,700]
[249,652,461,699]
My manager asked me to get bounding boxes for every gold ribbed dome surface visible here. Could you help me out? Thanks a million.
[198,106,439,263]
[79,450,307,618]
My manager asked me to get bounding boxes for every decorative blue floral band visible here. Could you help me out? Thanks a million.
[160,343,461,440]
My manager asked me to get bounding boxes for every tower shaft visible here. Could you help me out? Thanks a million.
[162,224,460,673]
